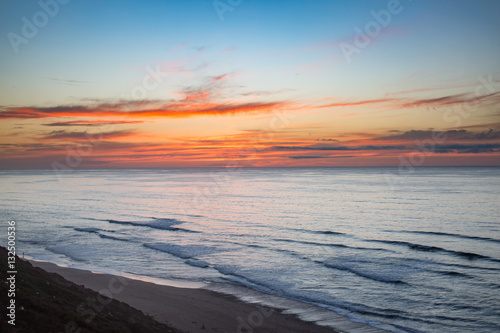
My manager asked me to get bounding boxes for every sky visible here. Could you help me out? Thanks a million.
[1,0,499,169]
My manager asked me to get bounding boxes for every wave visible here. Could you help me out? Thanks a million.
[439,262,500,272]
[106,217,198,233]
[18,239,41,245]
[274,238,393,252]
[430,270,473,278]
[74,227,101,233]
[214,265,279,295]
[185,259,210,268]
[182,213,204,218]
[289,228,345,236]
[313,230,344,235]
[368,239,500,263]
[391,230,500,244]
[224,240,309,262]
[45,245,87,262]
[98,234,130,242]
[322,257,414,284]
[324,263,407,284]
[354,306,441,329]
[73,227,132,243]
[143,242,219,259]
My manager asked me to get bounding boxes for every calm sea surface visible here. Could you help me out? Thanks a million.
[1,167,499,332]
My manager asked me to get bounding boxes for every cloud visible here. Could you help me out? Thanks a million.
[288,155,354,159]
[316,98,396,109]
[0,100,290,119]
[313,90,500,112]
[40,130,135,141]
[0,72,294,120]
[175,73,234,102]
[43,120,144,127]
[433,143,500,154]
[288,155,337,159]
[401,91,500,108]
[241,89,295,97]
[0,142,68,153]
[4,85,498,120]
[385,81,479,97]
[270,142,500,155]
[288,155,327,159]
[317,138,339,142]
[378,129,500,141]
[45,77,90,86]
[271,144,409,151]
[448,122,500,130]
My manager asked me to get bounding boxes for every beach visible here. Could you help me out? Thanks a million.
[31,260,389,333]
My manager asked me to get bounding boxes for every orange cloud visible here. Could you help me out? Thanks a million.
[0,101,290,119]
[43,120,144,126]
[315,98,396,109]
[38,130,136,141]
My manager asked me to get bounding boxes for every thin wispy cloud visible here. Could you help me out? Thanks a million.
[288,155,330,159]
[315,98,396,109]
[43,120,144,127]
[270,143,500,154]
[0,100,291,119]
[45,77,90,86]
[376,129,500,141]
[400,91,500,109]
[39,130,136,141]
[241,89,295,97]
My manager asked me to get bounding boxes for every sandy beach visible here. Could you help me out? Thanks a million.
[30,260,388,333]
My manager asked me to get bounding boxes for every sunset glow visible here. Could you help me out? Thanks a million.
[1,0,499,168]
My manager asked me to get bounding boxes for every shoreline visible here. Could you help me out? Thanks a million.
[30,260,390,333]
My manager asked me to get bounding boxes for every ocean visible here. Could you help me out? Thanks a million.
[1,167,499,333]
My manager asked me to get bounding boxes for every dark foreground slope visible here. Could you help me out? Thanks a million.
[0,246,179,333]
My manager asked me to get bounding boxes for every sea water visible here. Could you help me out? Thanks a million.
[1,167,499,333]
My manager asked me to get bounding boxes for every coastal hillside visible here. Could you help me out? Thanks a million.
[0,246,179,333]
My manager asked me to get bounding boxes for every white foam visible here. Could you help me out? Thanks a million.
[205,282,391,332]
